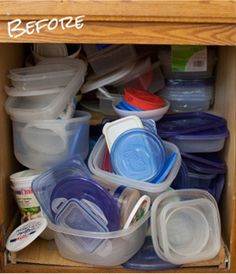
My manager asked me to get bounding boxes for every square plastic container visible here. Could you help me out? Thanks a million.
[158,79,214,112]
[11,111,91,170]
[32,156,149,266]
[158,46,217,79]
[8,64,76,91]
[83,44,137,76]
[88,136,181,200]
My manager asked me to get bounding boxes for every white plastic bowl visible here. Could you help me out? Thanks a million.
[112,99,170,121]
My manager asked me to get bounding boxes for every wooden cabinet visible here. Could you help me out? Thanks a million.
[0,1,235,272]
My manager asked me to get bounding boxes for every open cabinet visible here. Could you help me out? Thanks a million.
[0,1,236,273]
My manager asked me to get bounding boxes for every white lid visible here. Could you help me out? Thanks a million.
[102,116,144,152]
[81,62,135,94]
[33,43,68,58]
[6,217,47,252]
[10,169,41,185]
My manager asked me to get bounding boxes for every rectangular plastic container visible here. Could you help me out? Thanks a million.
[11,111,91,170]
[85,44,137,76]
[158,46,217,79]
[88,136,181,200]
[8,64,76,90]
[31,156,149,267]
[188,171,217,188]
[158,79,214,112]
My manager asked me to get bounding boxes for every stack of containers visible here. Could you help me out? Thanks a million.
[157,46,217,112]
[5,58,91,225]
[158,112,229,202]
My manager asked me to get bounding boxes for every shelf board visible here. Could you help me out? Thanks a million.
[7,237,227,272]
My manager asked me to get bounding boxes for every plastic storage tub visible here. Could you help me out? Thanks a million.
[12,111,91,170]
[158,79,214,112]
[88,136,181,200]
[32,156,149,266]
[158,46,217,79]
[83,44,137,76]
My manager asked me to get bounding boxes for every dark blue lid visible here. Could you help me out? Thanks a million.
[122,236,178,270]
[166,78,214,88]
[171,161,190,189]
[157,112,226,138]
[50,176,120,231]
[111,128,166,181]
[208,174,225,203]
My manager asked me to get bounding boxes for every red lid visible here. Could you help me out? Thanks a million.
[124,88,166,110]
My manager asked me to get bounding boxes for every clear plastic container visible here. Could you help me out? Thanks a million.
[12,111,91,170]
[96,92,123,115]
[31,156,149,266]
[158,46,217,79]
[88,136,181,200]
[158,79,214,112]
[5,60,87,121]
[9,64,76,91]
[83,44,137,76]
[151,189,221,265]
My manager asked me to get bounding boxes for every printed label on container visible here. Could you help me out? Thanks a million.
[171,46,207,72]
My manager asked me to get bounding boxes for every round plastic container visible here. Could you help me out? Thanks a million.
[12,111,91,170]
[151,189,221,265]
[88,136,181,200]
[113,99,170,121]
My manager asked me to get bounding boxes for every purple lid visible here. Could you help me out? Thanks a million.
[208,174,225,203]
[181,152,226,169]
[50,176,120,231]
[183,158,226,174]
[170,125,229,140]
[157,112,226,138]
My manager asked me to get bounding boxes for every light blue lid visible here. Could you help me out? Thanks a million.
[111,128,166,181]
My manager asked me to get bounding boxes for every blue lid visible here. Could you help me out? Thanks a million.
[172,161,190,189]
[166,78,214,88]
[157,112,226,138]
[116,99,142,111]
[122,236,178,270]
[111,128,166,181]
[152,153,177,184]
[50,176,120,231]
[208,174,225,203]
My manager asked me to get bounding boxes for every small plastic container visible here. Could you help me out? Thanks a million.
[6,60,87,121]
[112,99,170,121]
[83,44,137,76]
[88,136,181,200]
[151,189,221,265]
[12,111,91,170]
[158,46,217,79]
[168,125,229,153]
[158,79,214,112]
[9,64,76,91]
[32,156,149,266]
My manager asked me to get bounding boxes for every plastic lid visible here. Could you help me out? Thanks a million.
[116,99,142,111]
[111,128,166,181]
[33,43,68,57]
[157,112,227,138]
[124,88,166,110]
[81,62,135,93]
[165,78,214,88]
[50,176,120,231]
[102,116,144,152]
[6,217,47,252]
[122,236,178,270]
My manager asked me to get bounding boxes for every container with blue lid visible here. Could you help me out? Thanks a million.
[110,128,166,181]
[157,112,226,138]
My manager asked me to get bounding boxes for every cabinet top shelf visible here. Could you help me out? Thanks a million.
[0,0,236,23]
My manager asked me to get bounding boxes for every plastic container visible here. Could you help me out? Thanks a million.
[113,99,170,121]
[158,46,217,79]
[5,60,87,121]
[88,136,181,200]
[158,79,214,112]
[84,44,137,76]
[96,92,123,115]
[188,171,217,188]
[167,125,229,153]
[8,64,76,91]
[12,111,91,170]
[151,189,221,265]
[32,156,149,266]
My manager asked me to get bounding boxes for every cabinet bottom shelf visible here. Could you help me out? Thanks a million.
[6,238,227,272]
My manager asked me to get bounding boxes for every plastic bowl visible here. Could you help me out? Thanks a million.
[112,100,170,121]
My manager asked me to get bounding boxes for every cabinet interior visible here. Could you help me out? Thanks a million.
[0,43,235,271]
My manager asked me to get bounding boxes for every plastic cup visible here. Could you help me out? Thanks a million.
[165,206,209,257]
